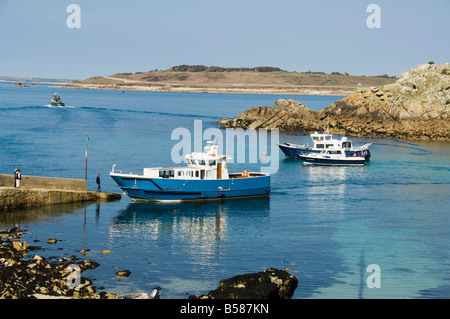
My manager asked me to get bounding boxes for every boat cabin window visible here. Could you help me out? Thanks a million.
[325,135,332,141]
[342,141,352,149]
[209,160,216,166]
[195,171,199,178]
[316,144,324,149]
[326,144,334,148]
[159,170,174,178]
[198,160,205,166]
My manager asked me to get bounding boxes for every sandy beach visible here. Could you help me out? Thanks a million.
[59,82,353,96]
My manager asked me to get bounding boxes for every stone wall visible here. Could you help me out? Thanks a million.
[0,174,86,191]
[0,174,120,212]
[0,187,121,212]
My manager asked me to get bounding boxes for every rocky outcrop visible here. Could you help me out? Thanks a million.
[220,63,450,141]
[189,268,298,299]
[0,227,113,299]
[221,99,322,133]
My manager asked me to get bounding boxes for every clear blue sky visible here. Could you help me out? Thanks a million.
[1,0,449,79]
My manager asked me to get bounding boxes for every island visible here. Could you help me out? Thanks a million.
[61,65,396,96]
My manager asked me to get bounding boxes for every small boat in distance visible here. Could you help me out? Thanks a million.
[110,141,271,202]
[278,130,372,161]
[50,93,65,107]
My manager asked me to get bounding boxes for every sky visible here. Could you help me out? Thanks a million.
[0,0,449,80]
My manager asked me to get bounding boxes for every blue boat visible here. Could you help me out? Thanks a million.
[278,130,372,161]
[110,141,271,202]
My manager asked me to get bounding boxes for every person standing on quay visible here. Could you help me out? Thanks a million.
[96,174,101,192]
[14,168,21,188]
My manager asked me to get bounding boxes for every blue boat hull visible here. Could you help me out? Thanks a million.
[278,144,318,159]
[110,174,271,201]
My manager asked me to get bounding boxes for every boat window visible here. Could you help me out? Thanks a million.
[159,170,165,177]
[178,171,181,177]
[195,171,199,178]
[209,160,216,166]
[198,160,205,165]
[325,144,334,148]
[316,144,324,149]
[325,136,332,140]
[187,171,190,177]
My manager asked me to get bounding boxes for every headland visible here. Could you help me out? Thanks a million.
[219,63,450,141]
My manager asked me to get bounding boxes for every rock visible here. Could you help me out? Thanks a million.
[12,241,29,252]
[222,99,321,134]
[189,268,298,299]
[216,117,229,125]
[100,250,110,254]
[46,238,57,244]
[115,270,131,277]
[79,259,100,270]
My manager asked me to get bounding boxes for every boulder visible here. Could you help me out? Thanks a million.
[12,241,29,252]
[189,268,298,299]
[115,270,131,277]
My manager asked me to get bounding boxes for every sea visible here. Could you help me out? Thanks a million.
[0,81,449,299]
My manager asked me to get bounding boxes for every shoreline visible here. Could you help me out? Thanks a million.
[0,227,117,299]
[1,226,297,300]
[57,83,353,96]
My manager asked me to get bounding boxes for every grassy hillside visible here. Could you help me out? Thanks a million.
[70,65,397,95]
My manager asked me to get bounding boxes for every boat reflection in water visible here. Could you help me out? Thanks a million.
[108,198,271,262]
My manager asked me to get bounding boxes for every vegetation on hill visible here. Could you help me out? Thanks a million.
[70,65,397,95]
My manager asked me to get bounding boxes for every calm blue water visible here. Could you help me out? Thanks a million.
[0,82,449,299]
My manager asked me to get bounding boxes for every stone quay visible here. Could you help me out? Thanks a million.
[0,174,121,211]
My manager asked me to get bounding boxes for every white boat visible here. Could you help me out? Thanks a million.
[278,130,372,161]
[299,143,371,165]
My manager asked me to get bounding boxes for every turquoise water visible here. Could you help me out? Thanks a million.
[0,82,449,299]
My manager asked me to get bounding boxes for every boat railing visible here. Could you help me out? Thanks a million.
[359,143,372,150]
